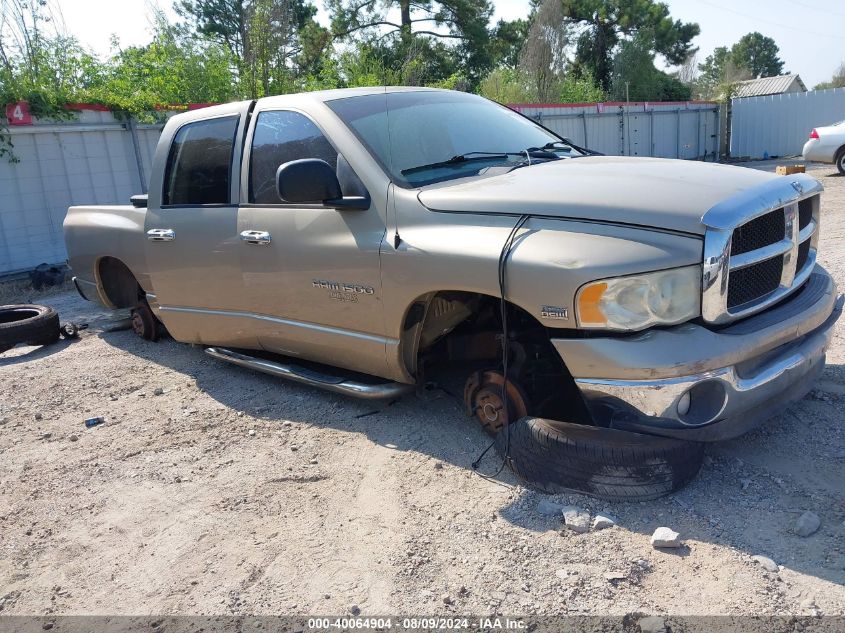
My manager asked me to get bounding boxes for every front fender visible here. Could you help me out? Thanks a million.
[381,193,703,338]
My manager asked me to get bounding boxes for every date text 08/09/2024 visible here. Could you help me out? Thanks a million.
[307,617,527,630]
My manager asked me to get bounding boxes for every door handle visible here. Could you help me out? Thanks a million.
[147,228,175,242]
[240,230,272,245]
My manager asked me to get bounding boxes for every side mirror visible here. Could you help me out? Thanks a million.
[130,194,148,208]
[276,159,369,210]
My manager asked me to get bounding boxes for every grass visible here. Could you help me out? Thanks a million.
[0,277,75,305]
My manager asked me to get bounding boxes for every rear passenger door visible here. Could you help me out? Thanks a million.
[145,105,256,347]
[237,108,387,374]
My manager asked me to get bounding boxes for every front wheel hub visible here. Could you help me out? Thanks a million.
[464,370,529,436]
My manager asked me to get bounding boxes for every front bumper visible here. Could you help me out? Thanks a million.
[552,269,842,441]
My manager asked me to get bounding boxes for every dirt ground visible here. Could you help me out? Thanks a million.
[1,162,844,620]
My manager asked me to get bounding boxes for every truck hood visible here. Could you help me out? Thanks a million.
[417,156,781,236]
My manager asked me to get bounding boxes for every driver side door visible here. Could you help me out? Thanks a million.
[236,108,388,376]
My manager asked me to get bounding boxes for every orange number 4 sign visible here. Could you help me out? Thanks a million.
[6,101,33,125]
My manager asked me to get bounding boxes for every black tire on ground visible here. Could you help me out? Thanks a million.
[836,147,845,175]
[0,304,60,352]
[495,417,705,501]
[130,303,159,341]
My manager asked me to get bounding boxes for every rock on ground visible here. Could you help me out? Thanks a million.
[592,513,617,530]
[650,527,682,548]
[794,511,821,537]
[562,507,591,534]
[751,555,778,572]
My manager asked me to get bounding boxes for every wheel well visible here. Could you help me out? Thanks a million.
[402,291,593,424]
[97,257,143,309]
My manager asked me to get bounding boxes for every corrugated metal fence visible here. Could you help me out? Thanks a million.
[510,101,720,160]
[730,87,845,159]
[0,109,162,275]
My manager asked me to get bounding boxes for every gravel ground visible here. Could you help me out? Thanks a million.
[1,162,844,619]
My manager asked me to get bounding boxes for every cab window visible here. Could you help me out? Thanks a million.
[249,110,338,204]
[163,116,238,206]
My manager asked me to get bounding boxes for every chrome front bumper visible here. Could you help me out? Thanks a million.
[552,269,842,441]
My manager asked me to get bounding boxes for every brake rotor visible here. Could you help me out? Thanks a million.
[464,370,529,436]
[131,311,146,337]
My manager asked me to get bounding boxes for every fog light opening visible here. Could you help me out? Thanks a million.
[678,380,728,426]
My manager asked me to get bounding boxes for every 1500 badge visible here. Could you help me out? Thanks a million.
[312,279,375,295]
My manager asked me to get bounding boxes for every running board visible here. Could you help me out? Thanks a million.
[204,347,414,400]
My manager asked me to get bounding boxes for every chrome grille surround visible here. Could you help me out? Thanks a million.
[702,173,823,324]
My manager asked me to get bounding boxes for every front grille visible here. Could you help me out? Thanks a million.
[796,238,811,272]
[730,209,785,255]
[727,256,783,309]
[798,198,814,230]
[702,182,821,324]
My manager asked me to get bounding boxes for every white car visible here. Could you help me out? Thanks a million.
[802,120,845,174]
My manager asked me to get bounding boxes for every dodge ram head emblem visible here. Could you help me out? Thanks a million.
[791,181,804,194]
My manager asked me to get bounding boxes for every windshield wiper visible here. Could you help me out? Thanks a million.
[401,152,527,176]
[527,141,575,152]
[530,138,601,156]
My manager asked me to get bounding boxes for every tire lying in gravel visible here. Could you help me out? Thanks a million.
[0,304,60,353]
[495,417,705,501]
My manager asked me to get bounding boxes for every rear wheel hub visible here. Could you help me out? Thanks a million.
[131,311,146,337]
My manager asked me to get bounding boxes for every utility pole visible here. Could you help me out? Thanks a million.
[625,82,631,156]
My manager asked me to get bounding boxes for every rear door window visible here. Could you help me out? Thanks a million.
[163,116,239,206]
[249,110,338,204]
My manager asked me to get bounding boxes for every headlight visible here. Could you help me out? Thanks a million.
[576,265,701,331]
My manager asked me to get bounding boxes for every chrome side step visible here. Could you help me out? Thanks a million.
[204,347,414,400]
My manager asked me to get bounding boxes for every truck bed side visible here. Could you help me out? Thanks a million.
[63,204,150,307]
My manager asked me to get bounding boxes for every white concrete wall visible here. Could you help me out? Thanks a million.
[0,110,163,275]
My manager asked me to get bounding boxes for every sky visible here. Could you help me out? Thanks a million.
[54,0,844,88]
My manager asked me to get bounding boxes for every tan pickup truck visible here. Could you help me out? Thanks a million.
[64,87,841,496]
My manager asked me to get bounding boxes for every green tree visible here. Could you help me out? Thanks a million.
[478,67,533,102]
[519,0,570,101]
[696,46,751,99]
[654,70,691,100]
[697,46,731,91]
[326,0,494,86]
[562,0,699,90]
[608,33,690,102]
[176,0,328,97]
[730,31,784,79]
[0,0,101,114]
[480,0,605,105]
[478,65,605,104]
[608,34,657,100]
[558,71,606,102]
[489,18,529,69]
[86,15,236,116]
[0,0,103,159]
[815,62,845,90]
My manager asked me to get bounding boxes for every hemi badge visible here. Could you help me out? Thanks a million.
[541,306,569,320]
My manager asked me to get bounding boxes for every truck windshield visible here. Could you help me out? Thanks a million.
[326,91,579,188]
